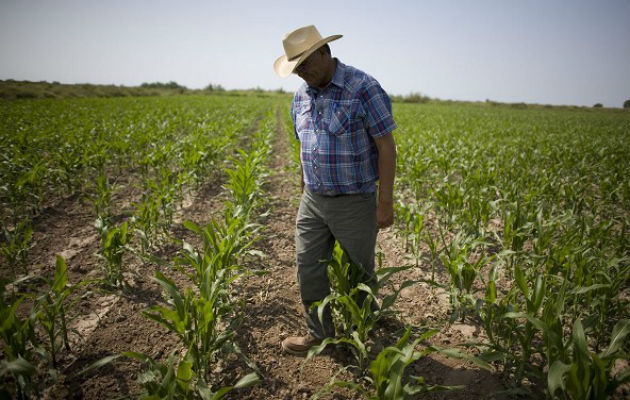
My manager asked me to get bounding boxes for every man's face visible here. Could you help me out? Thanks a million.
[294,48,327,88]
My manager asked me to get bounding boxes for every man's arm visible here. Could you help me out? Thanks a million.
[300,162,305,193]
[374,132,397,228]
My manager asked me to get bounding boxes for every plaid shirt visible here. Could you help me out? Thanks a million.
[291,59,397,196]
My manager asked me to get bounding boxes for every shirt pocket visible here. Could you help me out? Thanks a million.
[295,103,312,136]
[329,105,351,135]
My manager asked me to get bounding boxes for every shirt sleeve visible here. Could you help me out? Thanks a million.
[290,93,300,141]
[359,80,397,138]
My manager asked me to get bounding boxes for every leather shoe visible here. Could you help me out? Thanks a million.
[281,334,322,356]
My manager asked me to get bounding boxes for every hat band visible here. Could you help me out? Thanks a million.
[287,51,305,62]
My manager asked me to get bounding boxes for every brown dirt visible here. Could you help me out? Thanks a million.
[4,107,519,400]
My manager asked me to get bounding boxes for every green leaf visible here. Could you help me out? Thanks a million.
[77,354,123,376]
[0,357,37,377]
[383,369,405,400]
[233,372,259,389]
[503,312,547,332]
[351,331,367,357]
[182,240,196,256]
[436,347,493,371]
[485,281,497,308]
[176,353,193,386]
[572,319,589,362]
[153,271,186,319]
[547,360,570,396]
[531,274,545,313]
[514,265,528,297]
[601,319,630,359]
[376,265,413,287]
[304,337,351,366]
[183,220,202,235]
[52,255,69,293]
[381,279,416,311]
[209,386,233,400]
[369,350,391,387]
[571,283,611,295]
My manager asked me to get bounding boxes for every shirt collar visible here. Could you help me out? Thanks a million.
[330,58,345,89]
[305,58,345,95]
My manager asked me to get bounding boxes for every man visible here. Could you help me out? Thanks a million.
[273,25,397,355]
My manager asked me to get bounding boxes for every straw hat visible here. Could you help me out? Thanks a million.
[274,25,342,78]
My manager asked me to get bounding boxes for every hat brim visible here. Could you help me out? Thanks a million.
[274,34,342,78]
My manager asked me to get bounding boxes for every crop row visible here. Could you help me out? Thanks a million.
[393,103,630,398]
[284,102,629,399]
[0,95,278,398]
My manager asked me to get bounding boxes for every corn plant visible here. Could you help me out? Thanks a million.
[86,257,259,398]
[1,220,33,280]
[84,349,259,400]
[0,356,38,400]
[35,255,79,369]
[224,148,267,218]
[307,244,419,371]
[16,159,47,216]
[88,171,115,219]
[177,218,260,285]
[0,279,42,399]
[312,327,458,400]
[437,230,491,322]
[547,319,630,399]
[134,171,180,252]
[393,201,426,267]
[94,217,131,289]
[142,267,256,395]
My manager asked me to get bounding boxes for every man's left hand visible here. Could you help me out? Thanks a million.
[376,201,394,229]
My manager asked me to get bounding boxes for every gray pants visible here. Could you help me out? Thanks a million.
[295,188,378,339]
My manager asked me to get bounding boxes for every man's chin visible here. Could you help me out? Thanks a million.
[307,80,323,89]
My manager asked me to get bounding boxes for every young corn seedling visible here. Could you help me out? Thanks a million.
[177,218,260,285]
[307,244,418,371]
[94,217,131,289]
[503,264,547,381]
[141,268,259,396]
[134,170,180,252]
[0,279,42,399]
[134,191,160,252]
[16,159,47,215]
[548,319,630,399]
[88,171,115,220]
[83,350,258,400]
[393,200,413,252]
[224,148,267,217]
[438,230,491,322]
[1,220,33,280]
[312,327,459,400]
[35,255,80,369]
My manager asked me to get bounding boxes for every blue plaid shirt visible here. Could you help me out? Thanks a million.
[291,59,397,196]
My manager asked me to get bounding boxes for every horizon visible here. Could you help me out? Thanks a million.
[1,0,628,108]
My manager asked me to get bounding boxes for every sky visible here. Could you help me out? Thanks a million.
[0,0,628,107]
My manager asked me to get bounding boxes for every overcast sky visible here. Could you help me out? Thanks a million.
[1,0,628,107]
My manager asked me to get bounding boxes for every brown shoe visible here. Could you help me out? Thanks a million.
[281,334,323,356]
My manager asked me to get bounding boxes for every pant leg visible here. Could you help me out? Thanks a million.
[328,192,379,310]
[295,190,335,339]
[328,192,378,283]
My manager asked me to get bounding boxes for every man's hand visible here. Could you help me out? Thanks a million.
[377,200,394,229]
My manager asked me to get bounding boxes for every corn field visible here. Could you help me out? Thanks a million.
[0,95,628,399]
